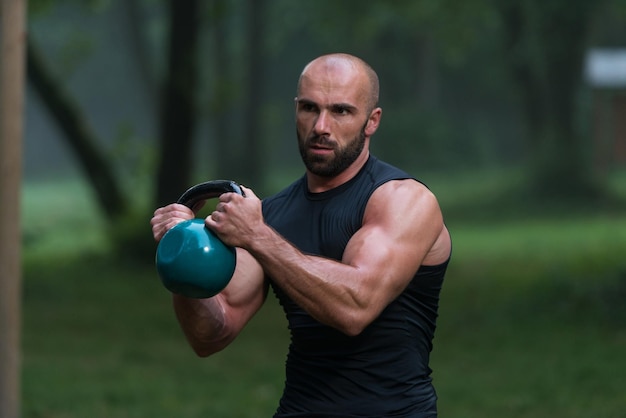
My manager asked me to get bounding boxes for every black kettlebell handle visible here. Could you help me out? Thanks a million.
[177,180,245,211]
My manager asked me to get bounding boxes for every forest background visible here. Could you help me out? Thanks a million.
[12,0,626,416]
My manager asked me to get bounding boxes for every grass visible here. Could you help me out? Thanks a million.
[22,256,289,418]
[433,219,626,418]
[19,171,626,417]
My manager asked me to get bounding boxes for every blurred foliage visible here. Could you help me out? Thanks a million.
[29,0,110,16]
[23,0,626,252]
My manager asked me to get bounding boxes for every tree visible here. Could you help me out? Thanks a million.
[209,0,241,183]
[27,0,205,254]
[206,0,268,189]
[154,0,200,206]
[27,39,128,221]
[239,0,268,187]
[1,3,27,417]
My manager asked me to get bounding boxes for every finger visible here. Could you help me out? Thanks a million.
[240,185,256,199]
[205,212,218,230]
[172,203,195,214]
[154,203,189,218]
[163,205,195,220]
[153,206,169,216]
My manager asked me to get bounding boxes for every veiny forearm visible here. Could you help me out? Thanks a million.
[204,182,435,336]
[172,294,234,356]
[245,226,375,335]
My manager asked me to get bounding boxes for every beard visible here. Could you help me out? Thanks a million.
[297,123,367,178]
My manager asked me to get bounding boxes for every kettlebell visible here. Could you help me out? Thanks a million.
[155,180,244,298]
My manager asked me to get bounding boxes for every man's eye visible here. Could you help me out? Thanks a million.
[333,106,349,115]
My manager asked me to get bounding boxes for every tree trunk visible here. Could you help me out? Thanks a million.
[27,39,128,220]
[212,0,240,182]
[240,0,267,188]
[0,1,26,417]
[155,0,200,206]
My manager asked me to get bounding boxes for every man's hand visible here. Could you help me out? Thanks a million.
[150,203,195,242]
[206,186,264,249]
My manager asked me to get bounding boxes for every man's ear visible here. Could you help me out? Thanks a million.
[365,107,382,136]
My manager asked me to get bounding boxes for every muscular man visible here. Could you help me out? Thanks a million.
[151,53,452,417]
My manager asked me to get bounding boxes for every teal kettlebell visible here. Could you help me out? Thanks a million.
[155,180,244,298]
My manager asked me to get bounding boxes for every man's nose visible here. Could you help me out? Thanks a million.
[313,110,331,136]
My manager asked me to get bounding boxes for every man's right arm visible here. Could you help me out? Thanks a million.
[172,248,268,357]
[152,204,268,357]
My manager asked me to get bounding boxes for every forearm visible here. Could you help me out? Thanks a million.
[246,226,374,335]
[204,183,431,336]
[172,294,233,357]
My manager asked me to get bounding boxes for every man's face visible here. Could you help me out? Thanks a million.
[297,120,367,177]
[295,62,373,178]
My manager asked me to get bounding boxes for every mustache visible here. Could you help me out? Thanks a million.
[306,135,336,148]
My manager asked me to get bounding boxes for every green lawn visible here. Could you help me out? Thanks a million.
[20,175,626,417]
[22,257,289,418]
[433,218,626,418]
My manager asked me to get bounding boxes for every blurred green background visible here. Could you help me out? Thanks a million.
[17,0,626,417]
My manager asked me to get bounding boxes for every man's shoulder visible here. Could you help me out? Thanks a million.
[362,155,422,190]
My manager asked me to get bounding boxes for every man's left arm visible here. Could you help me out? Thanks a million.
[206,180,449,336]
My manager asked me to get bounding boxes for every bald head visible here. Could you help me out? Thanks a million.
[297,53,380,113]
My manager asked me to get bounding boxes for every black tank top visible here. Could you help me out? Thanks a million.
[262,155,449,417]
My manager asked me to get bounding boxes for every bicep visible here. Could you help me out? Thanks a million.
[342,181,443,309]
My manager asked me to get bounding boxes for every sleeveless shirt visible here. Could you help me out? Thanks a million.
[262,155,449,417]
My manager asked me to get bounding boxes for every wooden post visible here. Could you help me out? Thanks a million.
[0,0,27,417]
